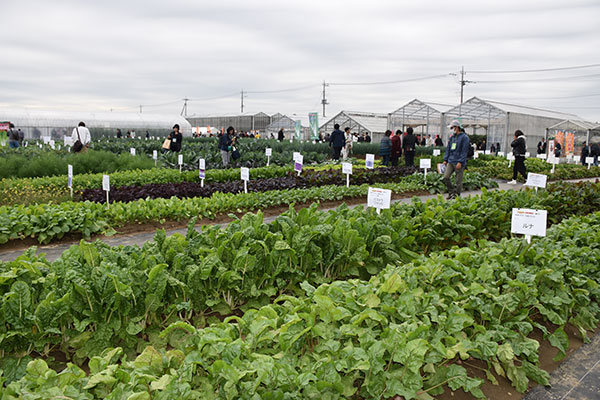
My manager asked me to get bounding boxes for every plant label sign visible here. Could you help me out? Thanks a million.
[342,162,352,175]
[525,173,547,189]
[67,165,73,188]
[507,153,515,161]
[586,157,594,165]
[199,158,206,170]
[367,187,392,213]
[241,167,250,181]
[433,149,441,156]
[265,148,272,157]
[178,154,184,165]
[130,148,136,156]
[511,208,547,241]
[525,152,530,157]
[49,140,55,149]
[537,154,547,160]
[573,155,580,163]
[293,152,301,162]
[294,154,303,173]
[152,150,157,160]
[498,152,505,157]
[420,159,431,169]
[365,154,375,169]
[102,175,110,192]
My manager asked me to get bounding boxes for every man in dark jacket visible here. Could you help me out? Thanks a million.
[277,128,285,142]
[443,120,470,199]
[391,130,402,166]
[168,124,183,152]
[581,142,589,165]
[329,124,345,160]
[537,138,547,154]
[219,126,234,166]
[591,142,600,165]
[402,127,417,166]
[508,130,527,184]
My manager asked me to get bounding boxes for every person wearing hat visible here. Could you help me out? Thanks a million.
[443,120,470,199]
[168,124,183,152]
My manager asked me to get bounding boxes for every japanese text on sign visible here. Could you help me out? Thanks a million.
[511,208,547,237]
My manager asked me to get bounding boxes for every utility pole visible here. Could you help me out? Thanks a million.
[181,98,189,117]
[321,81,329,118]
[240,90,247,114]
[459,66,473,104]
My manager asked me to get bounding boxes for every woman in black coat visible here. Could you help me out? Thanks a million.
[168,124,183,152]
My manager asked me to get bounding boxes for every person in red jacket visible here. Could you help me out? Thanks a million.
[391,130,403,166]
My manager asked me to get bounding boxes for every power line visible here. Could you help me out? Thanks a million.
[246,84,319,94]
[476,73,600,83]
[469,63,600,74]
[329,73,452,86]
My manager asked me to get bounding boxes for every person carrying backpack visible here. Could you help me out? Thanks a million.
[7,123,19,148]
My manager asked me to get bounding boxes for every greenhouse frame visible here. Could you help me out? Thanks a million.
[545,120,599,157]
[264,115,308,140]
[186,112,272,133]
[319,111,389,142]
[0,108,192,140]
[441,97,582,154]
[388,99,452,139]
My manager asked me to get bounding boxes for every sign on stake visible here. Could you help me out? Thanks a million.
[511,208,547,243]
[241,167,250,193]
[365,154,375,169]
[102,175,110,207]
[199,158,206,187]
[342,162,352,187]
[420,158,431,182]
[67,164,73,198]
[294,154,303,176]
[367,187,392,215]
[525,173,547,192]
[265,148,272,166]
[178,154,183,173]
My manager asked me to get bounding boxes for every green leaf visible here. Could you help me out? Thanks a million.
[548,327,569,361]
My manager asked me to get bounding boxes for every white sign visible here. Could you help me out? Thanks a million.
[293,152,301,162]
[365,154,375,169]
[511,208,547,238]
[586,157,595,165]
[241,167,250,181]
[525,152,531,157]
[551,157,559,165]
[265,148,272,157]
[507,153,515,161]
[537,154,547,160]
[130,148,136,156]
[178,154,183,165]
[199,158,206,170]
[67,165,73,188]
[42,136,50,144]
[433,149,441,156]
[573,155,581,163]
[102,175,110,192]
[64,135,73,146]
[342,162,353,175]
[152,150,157,160]
[419,158,431,169]
[525,173,547,189]
[367,187,392,211]
[48,140,55,149]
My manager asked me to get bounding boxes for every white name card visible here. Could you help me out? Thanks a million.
[130,148,136,156]
[586,157,595,165]
[420,159,431,169]
[241,167,250,181]
[342,162,352,175]
[525,173,547,188]
[178,154,183,165]
[199,159,206,170]
[293,152,301,162]
[511,208,547,237]
[433,149,441,156]
[153,150,157,160]
[102,175,110,192]
[367,187,392,210]
[265,148,272,157]
[365,154,375,169]
[537,154,547,160]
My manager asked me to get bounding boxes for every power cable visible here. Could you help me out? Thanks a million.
[469,63,600,74]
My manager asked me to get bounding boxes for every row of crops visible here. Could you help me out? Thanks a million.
[1,181,600,398]
[1,138,600,398]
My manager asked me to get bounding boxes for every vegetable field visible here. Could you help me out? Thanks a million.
[1,140,600,399]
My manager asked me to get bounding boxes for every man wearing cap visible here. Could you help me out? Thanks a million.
[443,120,470,199]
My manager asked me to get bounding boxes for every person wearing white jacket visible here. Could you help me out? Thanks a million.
[71,121,92,153]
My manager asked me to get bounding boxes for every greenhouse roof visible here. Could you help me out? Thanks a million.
[390,99,453,118]
[320,111,388,134]
[0,107,192,132]
[266,115,297,130]
[547,119,597,131]
[445,97,582,121]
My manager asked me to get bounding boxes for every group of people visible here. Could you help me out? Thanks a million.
[581,141,600,166]
[379,129,444,167]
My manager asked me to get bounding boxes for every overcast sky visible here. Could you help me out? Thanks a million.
[2,0,600,123]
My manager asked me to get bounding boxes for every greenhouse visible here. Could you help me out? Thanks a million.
[388,99,452,138]
[0,108,192,140]
[442,97,581,154]
[319,110,389,142]
[264,115,309,140]
[186,112,273,133]
[545,119,598,157]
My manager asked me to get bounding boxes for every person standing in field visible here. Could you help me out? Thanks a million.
[443,120,470,199]
[219,126,234,167]
[537,137,546,154]
[508,130,527,184]
[71,121,91,153]
[329,123,345,161]
[391,129,402,167]
[379,130,392,166]
[277,128,285,142]
[342,127,353,159]
[168,124,183,152]
[7,123,19,148]
[403,127,417,167]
